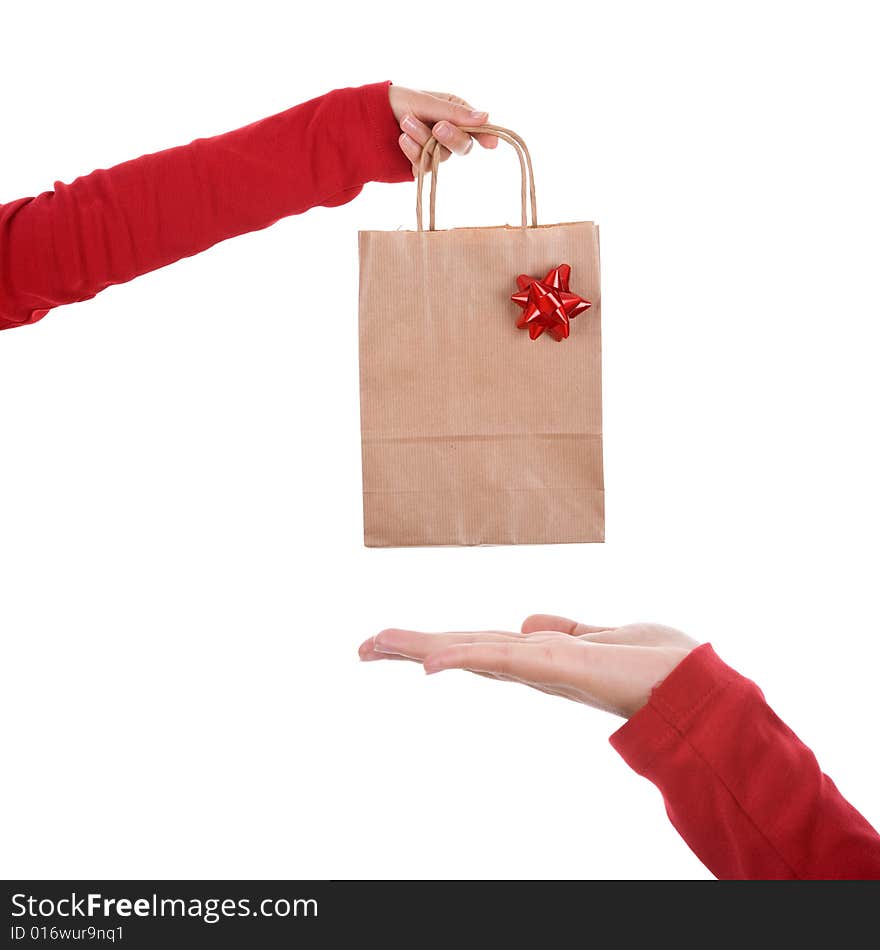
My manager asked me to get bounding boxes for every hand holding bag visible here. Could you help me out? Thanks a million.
[358,126,603,546]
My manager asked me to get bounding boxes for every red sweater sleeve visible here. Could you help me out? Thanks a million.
[0,80,411,330]
[610,644,880,879]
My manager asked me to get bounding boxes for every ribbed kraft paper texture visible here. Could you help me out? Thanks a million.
[358,221,603,547]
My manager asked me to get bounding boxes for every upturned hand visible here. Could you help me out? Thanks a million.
[360,615,699,719]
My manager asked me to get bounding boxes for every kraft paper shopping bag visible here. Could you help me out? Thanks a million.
[359,125,603,546]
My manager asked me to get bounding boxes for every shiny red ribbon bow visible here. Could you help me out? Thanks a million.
[511,264,591,341]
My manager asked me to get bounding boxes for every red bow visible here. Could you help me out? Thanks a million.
[511,264,591,341]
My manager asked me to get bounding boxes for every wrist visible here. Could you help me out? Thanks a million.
[360,81,412,184]
[624,645,700,719]
[610,644,732,767]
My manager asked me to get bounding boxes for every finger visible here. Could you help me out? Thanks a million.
[423,92,498,149]
[567,625,697,647]
[423,641,567,682]
[400,132,451,179]
[398,132,424,176]
[402,138,450,178]
[473,133,498,150]
[359,635,404,661]
[400,114,433,147]
[400,115,454,167]
[474,129,499,149]
[432,120,475,157]
[372,628,521,661]
[359,636,415,662]
[521,614,616,637]
[365,632,584,703]
[566,628,640,645]
[360,632,509,665]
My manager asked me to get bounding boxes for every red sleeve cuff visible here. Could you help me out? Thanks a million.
[609,643,736,772]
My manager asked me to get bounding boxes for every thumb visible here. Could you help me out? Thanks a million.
[521,614,616,636]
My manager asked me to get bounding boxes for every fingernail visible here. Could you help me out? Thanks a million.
[469,110,488,121]
[434,122,452,141]
[401,114,418,134]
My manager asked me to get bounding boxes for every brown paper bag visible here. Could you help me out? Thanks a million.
[358,125,603,547]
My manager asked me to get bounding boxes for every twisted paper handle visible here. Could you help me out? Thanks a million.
[415,125,538,232]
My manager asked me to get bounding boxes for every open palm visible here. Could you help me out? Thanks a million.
[359,615,699,719]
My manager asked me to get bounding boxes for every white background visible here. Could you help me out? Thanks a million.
[2,0,878,880]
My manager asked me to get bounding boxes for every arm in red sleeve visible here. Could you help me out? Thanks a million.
[0,80,412,330]
[610,643,880,879]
